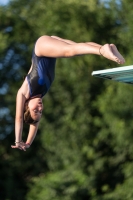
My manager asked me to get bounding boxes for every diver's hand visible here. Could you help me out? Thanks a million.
[11,141,30,151]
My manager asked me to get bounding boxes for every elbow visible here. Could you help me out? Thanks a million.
[15,117,23,122]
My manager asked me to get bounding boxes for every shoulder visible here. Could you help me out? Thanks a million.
[17,88,26,99]
[18,78,30,99]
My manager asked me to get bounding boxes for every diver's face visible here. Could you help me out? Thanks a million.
[28,98,44,121]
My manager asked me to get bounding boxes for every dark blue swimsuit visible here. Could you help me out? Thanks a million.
[26,48,56,98]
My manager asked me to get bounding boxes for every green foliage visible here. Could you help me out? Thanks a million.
[0,0,133,200]
[27,169,89,200]
[93,81,133,200]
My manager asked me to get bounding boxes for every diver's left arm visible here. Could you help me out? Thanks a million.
[11,89,26,150]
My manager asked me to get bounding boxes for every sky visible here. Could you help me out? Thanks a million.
[0,0,9,5]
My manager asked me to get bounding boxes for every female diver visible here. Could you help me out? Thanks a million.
[11,35,125,151]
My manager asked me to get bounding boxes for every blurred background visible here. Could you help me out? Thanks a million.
[0,0,133,199]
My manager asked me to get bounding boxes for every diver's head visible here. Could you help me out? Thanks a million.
[24,97,43,124]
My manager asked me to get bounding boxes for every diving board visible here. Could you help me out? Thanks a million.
[92,65,133,84]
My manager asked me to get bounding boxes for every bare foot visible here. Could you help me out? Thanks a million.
[110,44,125,64]
[100,44,125,64]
